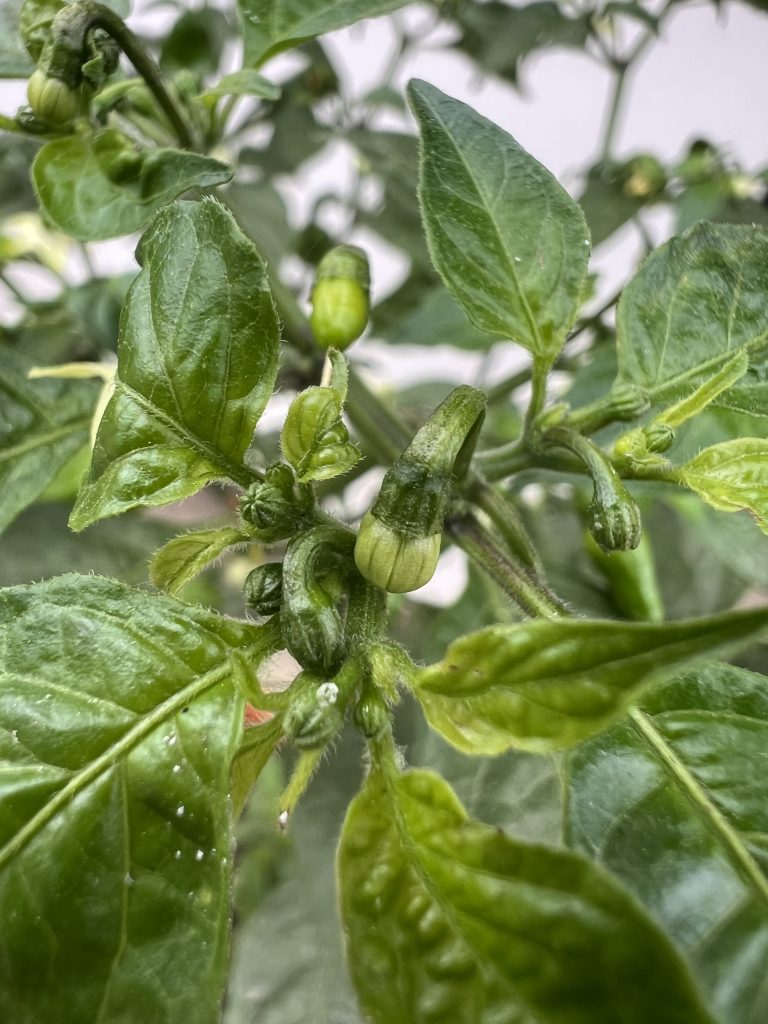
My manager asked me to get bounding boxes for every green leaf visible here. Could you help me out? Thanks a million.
[239,0,409,67]
[0,574,270,1023]
[338,766,715,1024]
[407,79,590,362]
[160,7,231,76]
[70,199,280,531]
[150,526,251,596]
[202,69,280,102]
[373,283,506,349]
[231,715,283,816]
[567,662,768,1024]
[32,135,233,242]
[678,438,768,532]
[0,346,96,535]
[415,608,768,753]
[615,223,768,402]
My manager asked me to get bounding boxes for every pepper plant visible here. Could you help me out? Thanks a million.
[1,1,768,1022]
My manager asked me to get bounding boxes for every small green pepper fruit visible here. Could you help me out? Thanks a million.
[587,487,642,553]
[240,463,313,542]
[244,562,283,617]
[26,68,81,127]
[355,512,441,594]
[310,244,370,351]
[354,385,485,593]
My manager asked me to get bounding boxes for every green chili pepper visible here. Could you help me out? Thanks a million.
[310,244,370,351]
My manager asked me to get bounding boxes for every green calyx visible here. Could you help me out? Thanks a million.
[310,244,371,351]
[354,385,485,593]
[26,68,82,127]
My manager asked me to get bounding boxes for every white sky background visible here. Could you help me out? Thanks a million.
[0,0,767,601]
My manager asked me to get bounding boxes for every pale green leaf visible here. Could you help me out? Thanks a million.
[338,767,715,1024]
[567,663,768,1024]
[239,0,409,67]
[0,574,271,1023]
[415,609,768,753]
[679,438,768,532]
[70,199,280,531]
[33,135,232,242]
[407,79,590,361]
[0,346,96,535]
[150,526,251,596]
[615,223,768,402]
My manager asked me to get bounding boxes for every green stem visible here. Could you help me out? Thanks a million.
[449,514,568,619]
[525,354,549,431]
[469,478,544,575]
[599,59,629,162]
[50,1,195,149]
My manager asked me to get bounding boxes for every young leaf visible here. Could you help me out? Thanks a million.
[567,663,768,1024]
[678,438,768,531]
[0,574,271,1024]
[415,608,768,753]
[239,0,409,67]
[70,199,280,531]
[407,79,590,362]
[338,766,715,1024]
[32,136,233,241]
[150,526,252,596]
[201,69,281,102]
[615,223,768,402]
[0,346,96,535]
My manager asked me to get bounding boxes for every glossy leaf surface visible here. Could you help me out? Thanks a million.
[408,79,589,361]
[70,199,280,530]
[679,438,768,533]
[32,136,232,241]
[0,346,96,534]
[339,766,714,1024]
[0,574,270,1024]
[415,609,768,753]
[615,223,768,402]
[150,526,251,596]
[239,0,409,67]
[567,663,768,1024]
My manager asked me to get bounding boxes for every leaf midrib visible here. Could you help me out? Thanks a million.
[0,418,90,467]
[0,657,236,871]
[629,706,768,910]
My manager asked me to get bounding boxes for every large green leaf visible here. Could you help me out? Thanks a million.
[338,766,715,1024]
[615,223,768,402]
[32,135,232,241]
[678,438,768,532]
[567,663,768,1024]
[407,79,590,362]
[415,609,768,753]
[0,346,96,535]
[70,199,280,531]
[239,0,409,67]
[0,574,270,1023]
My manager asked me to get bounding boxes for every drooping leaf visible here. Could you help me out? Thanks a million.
[415,608,768,753]
[0,345,96,535]
[238,0,409,68]
[678,438,768,532]
[407,79,590,362]
[70,199,280,531]
[150,526,252,596]
[338,766,715,1024]
[0,574,270,1023]
[32,135,233,241]
[615,223,768,402]
[567,662,768,1024]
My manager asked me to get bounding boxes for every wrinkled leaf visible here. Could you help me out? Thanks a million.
[415,608,768,753]
[70,199,280,531]
[150,526,251,596]
[33,135,233,241]
[616,223,768,402]
[679,438,768,532]
[339,766,715,1024]
[567,662,768,1024]
[408,79,589,362]
[0,574,270,1023]
[0,346,96,535]
[239,0,409,67]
